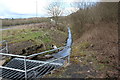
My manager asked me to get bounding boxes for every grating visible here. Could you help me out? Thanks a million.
[2,58,62,79]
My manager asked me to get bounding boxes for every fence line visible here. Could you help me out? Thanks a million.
[0,27,72,79]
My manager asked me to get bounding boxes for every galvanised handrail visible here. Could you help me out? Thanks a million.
[26,46,66,58]
[0,66,25,72]
[0,27,72,58]
[0,40,8,53]
[0,46,65,58]
[0,53,26,58]
[0,27,72,79]
[0,46,66,73]
[27,56,66,72]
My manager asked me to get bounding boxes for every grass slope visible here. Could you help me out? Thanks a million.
[45,22,118,78]
[1,23,67,55]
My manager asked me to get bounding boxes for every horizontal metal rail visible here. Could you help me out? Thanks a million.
[1,27,72,79]
[0,55,65,74]
[26,46,66,58]
[0,53,26,58]
[0,66,25,72]
[0,46,65,58]
[27,56,66,72]
[15,58,63,66]
[0,46,66,74]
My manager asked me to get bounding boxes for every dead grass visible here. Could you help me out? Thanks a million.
[73,22,118,78]
[1,17,49,27]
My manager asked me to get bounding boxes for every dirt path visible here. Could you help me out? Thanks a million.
[0,27,14,31]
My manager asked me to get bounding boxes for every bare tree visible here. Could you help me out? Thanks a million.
[47,2,63,25]
[70,2,90,36]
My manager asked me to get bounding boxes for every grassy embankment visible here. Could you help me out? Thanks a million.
[45,2,118,78]
[0,22,67,65]
[1,26,67,48]
[0,2,118,78]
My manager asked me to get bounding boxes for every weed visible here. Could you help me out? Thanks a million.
[79,42,91,49]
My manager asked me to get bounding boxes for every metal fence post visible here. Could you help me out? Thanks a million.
[6,41,8,53]
[33,70,36,80]
[24,57,27,80]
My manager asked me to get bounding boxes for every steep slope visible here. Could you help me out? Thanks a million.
[72,22,118,78]
[45,22,118,78]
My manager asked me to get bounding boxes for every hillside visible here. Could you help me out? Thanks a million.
[72,22,118,78]
[44,22,118,78]
[44,2,119,78]
[0,2,119,79]
[0,22,67,66]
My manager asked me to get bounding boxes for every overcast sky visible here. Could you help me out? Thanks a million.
[0,0,119,18]
[0,0,72,18]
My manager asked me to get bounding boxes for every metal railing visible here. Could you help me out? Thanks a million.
[0,46,66,79]
[0,40,8,53]
[0,27,72,79]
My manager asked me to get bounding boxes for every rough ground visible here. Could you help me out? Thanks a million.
[1,22,67,54]
[45,22,119,78]
[0,22,67,65]
[0,22,119,78]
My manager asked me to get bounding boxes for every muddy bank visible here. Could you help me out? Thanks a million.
[2,40,54,66]
[8,41,34,55]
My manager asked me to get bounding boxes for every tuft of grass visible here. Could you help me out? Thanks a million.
[95,63,106,71]
[70,41,105,67]
[79,41,91,49]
